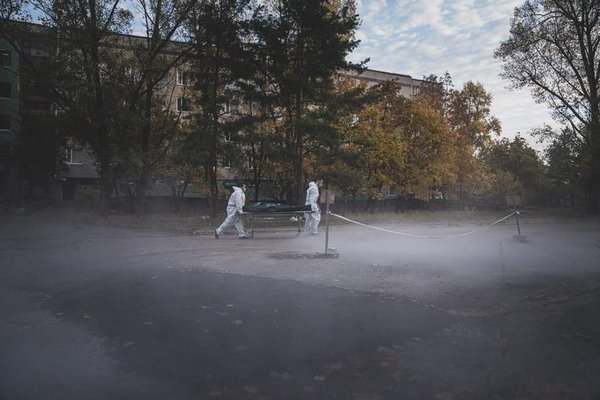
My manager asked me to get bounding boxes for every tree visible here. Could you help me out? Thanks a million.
[13,111,66,198]
[482,136,546,204]
[495,0,600,213]
[154,121,201,213]
[1,4,57,205]
[308,75,371,198]
[542,125,585,206]
[323,81,410,210]
[251,0,363,203]
[184,0,253,216]
[239,117,292,202]
[446,80,501,201]
[342,102,405,208]
[28,0,133,214]
[122,0,198,215]
[378,81,455,200]
[322,78,455,209]
[0,0,28,30]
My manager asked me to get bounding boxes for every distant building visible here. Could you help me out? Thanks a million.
[0,39,18,206]
[338,68,428,98]
[1,24,59,204]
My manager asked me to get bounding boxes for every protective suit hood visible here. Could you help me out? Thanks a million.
[228,186,246,212]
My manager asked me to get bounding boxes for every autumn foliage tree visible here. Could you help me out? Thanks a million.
[324,78,456,208]
[379,81,455,200]
[446,81,501,201]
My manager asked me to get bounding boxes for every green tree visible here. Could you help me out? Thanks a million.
[184,0,253,216]
[495,0,600,213]
[251,0,363,203]
[238,117,292,202]
[122,0,198,215]
[154,121,202,213]
[309,75,371,198]
[28,0,133,214]
[542,126,585,206]
[482,136,545,204]
[13,114,66,198]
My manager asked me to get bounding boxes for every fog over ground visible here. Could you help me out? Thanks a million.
[230,214,600,309]
[1,207,599,399]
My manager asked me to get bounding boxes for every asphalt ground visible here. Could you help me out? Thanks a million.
[1,206,600,399]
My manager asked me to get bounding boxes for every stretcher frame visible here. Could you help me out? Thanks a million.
[244,210,314,238]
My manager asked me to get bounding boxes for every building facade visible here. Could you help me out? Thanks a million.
[0,39,19,207]
[1,23,435,205]
[339,68,427,98]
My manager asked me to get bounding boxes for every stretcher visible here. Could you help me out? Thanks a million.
[242,202,314,238]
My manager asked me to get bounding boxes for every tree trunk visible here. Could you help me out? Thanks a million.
[134,174,147,216]
[587,151,600,214]
[97,157,112,216]
[294,131,304,205]
[293,87,304,205]
[134,78,155,216]
[586,90,600,213]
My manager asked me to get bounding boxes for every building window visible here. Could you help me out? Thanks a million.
[176,70,190,85]
[0,50,11,67]
[66,147,84,164]
[224,100,239,115]
[221,150,234,169]
[0,82,10,98]
[177,97,191,112]
[250,101,261,116]
[0,114,10,130]
[229,101,239,115]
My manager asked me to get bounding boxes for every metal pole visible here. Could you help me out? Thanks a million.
[516,210,521,235]
[324,191,330,255]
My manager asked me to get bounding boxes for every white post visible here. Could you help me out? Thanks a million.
[324,191,330,255]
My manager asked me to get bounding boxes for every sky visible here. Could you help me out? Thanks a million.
[346,0,555,152]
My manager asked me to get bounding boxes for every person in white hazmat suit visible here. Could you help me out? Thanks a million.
[304,179,323,235]
[215,184,249,239]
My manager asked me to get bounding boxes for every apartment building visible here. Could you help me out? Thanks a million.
[1,24,60,205]
[0,39,18,206]
[1,23,433,203]
[339,68,427,98]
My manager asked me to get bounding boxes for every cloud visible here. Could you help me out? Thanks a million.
[350,0,554,150]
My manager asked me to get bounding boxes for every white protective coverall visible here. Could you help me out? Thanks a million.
[215,186,248,238]
[304,181,321,234]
